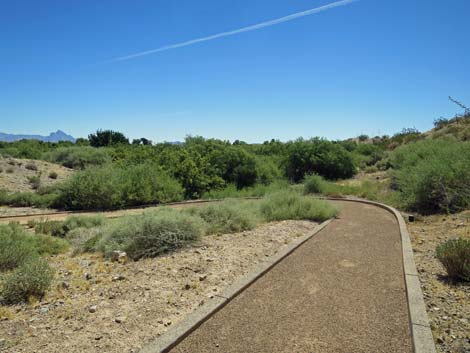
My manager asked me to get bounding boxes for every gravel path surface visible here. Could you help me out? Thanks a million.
[170,201,413,353]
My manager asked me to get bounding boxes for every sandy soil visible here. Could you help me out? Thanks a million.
[0,220,318,353]
[408,212,470,353]
[0,157,72,193]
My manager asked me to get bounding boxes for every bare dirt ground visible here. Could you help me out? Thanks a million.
[408,212,470,353]
[0,220,318,353]
[0,157,72,193]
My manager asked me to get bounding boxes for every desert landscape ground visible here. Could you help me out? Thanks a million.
[2,1,469,352]
[0,113,469,352]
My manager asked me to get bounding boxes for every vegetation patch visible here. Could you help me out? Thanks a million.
[260,190,337,222]
[436,238,470,282]
[1,257,54,304]
[77,209,205,260]
[185,200,260,234]
[390,138,470,213]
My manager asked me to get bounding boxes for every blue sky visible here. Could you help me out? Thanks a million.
[1,0,469,142]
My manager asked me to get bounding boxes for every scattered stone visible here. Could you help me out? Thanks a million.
[110,251,128,264]
[88,305,97,313]
[85,273,92,280]
[184,284,191,290]
[112,274,125,282]
[39,306,49,314]
[115,316,126,324]
[61,281,70,289]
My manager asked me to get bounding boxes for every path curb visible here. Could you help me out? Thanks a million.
[139,218,333,353]
[325,197,436,353]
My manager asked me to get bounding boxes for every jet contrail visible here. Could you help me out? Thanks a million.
[109,0,358,62]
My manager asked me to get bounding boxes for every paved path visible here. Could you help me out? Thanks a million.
[169,201,413,353]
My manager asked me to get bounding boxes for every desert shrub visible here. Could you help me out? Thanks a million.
[32,234,69,255]
[27,175,41,190]
[54,163,184,210]
[303,174,328,194]
[1,257,54,304]
[260,190,337,222]
[0,224,36,271]
[364,165,378,173]
[34,215,106,238]
[436,238,470,282]
[0,191,57,209]
[48,171,58,179]
[61,215,106,235]
[90,209,204,260]
[25,162,38,171]
[284,138,356,182]
[5,167,14,173]
[43,146,111,169]
[66,227,102,254]
[202,180,289,199]
[390,138,470,213]
[32,220,64,237]
[185,200,260,234]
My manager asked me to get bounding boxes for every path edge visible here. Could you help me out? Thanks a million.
[139,218,333,353]
[325,197,436,353]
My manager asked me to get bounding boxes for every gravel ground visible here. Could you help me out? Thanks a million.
[0,220,317,353]
[408,212,470,353]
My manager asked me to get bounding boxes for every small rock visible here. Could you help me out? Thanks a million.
[199,275,207,282]
[0,338,5,347]
[39,306,49,314]
[184,284,191,290]
[115,316,126,324]
[437,337,445,344]
[85,273,92,280]
[61,281,70,289]
[88,305,97,313]
[94,335,103,341]
[110,251,128,264]
[112,275,125,282]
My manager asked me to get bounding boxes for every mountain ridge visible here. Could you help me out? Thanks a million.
[0,130,76,143]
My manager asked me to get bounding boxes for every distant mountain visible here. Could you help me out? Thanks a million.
[0,130,76,143]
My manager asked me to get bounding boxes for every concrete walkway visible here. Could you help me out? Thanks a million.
[169,201,413,353]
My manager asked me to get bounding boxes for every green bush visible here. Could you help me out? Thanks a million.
[27,175,41,190]
[1,257,54,304]
[436,238,470,282]
[0,191,58,209]
[54,163,184,210]
[390,138,470,213]
[303,174,328,194]
[0,224,37,271]
[33,215,106,238]
[48,171,58,179]
[32,234,69,255]
[260,190,337,222]
[43,146,111,169]
[202,180,289,199]
[284,138,356,182]
[0,224,68,270]
[89,209,205,260]
[185,200,260,234]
